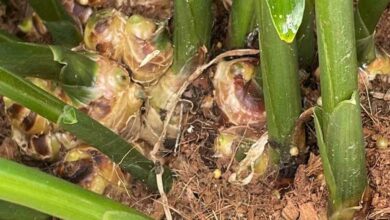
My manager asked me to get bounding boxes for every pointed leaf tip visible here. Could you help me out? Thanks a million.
[265,0,305,43]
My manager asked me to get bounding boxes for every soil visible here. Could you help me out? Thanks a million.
[0,1,390,220]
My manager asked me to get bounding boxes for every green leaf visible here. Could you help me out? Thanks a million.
[50,45,96,87]
[45,21,82,47]
[356,34,376,65]
[354,0,390,64]
[0,42,99,104]
[0,68,173,192]
[103,211,150,220]
[0,200,51,220]
[0,29,21,43]
[49,45,99,104]
[265,0,305,43]
[313,107,337,206]
[0,158,151,220]
[358,0,390,34]
[29,0,82,46]
[0,42,62,81]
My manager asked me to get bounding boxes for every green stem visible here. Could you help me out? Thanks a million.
[0,158,150,220]
[316,0,357,114]
[227,0,255,49]
[297,0,316,70]
[172,0,212,73]
[150,0,213,110]
[255,0,302,164]
[0,67,173,192]
[315,0,367,217]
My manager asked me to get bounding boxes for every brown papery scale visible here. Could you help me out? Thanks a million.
[53,145,131,199]
[214,126,272,176]
[84,9,126,60]
[124,15,173,83]
[144,54,205,146]
[61,0,93,25]
[77,57,144,135]
[84,9,173,84]
[213,58,266,126]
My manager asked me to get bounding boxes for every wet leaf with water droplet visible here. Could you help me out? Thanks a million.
[265,0,305,43]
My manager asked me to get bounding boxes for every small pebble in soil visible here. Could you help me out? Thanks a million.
[376,136,389,149]
[272,190,281,200]
[289,146,299,156]
[213,168,222,179]
[316,96,322,106]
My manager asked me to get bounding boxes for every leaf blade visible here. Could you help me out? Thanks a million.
[29,0,82,46]
[0,158,151,220]
[265,0,305,43]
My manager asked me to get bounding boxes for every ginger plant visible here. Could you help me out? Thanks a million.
[314,0,367,218]
[0,43,173,192]
[83,0,213,149]
[255,0,303,176]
